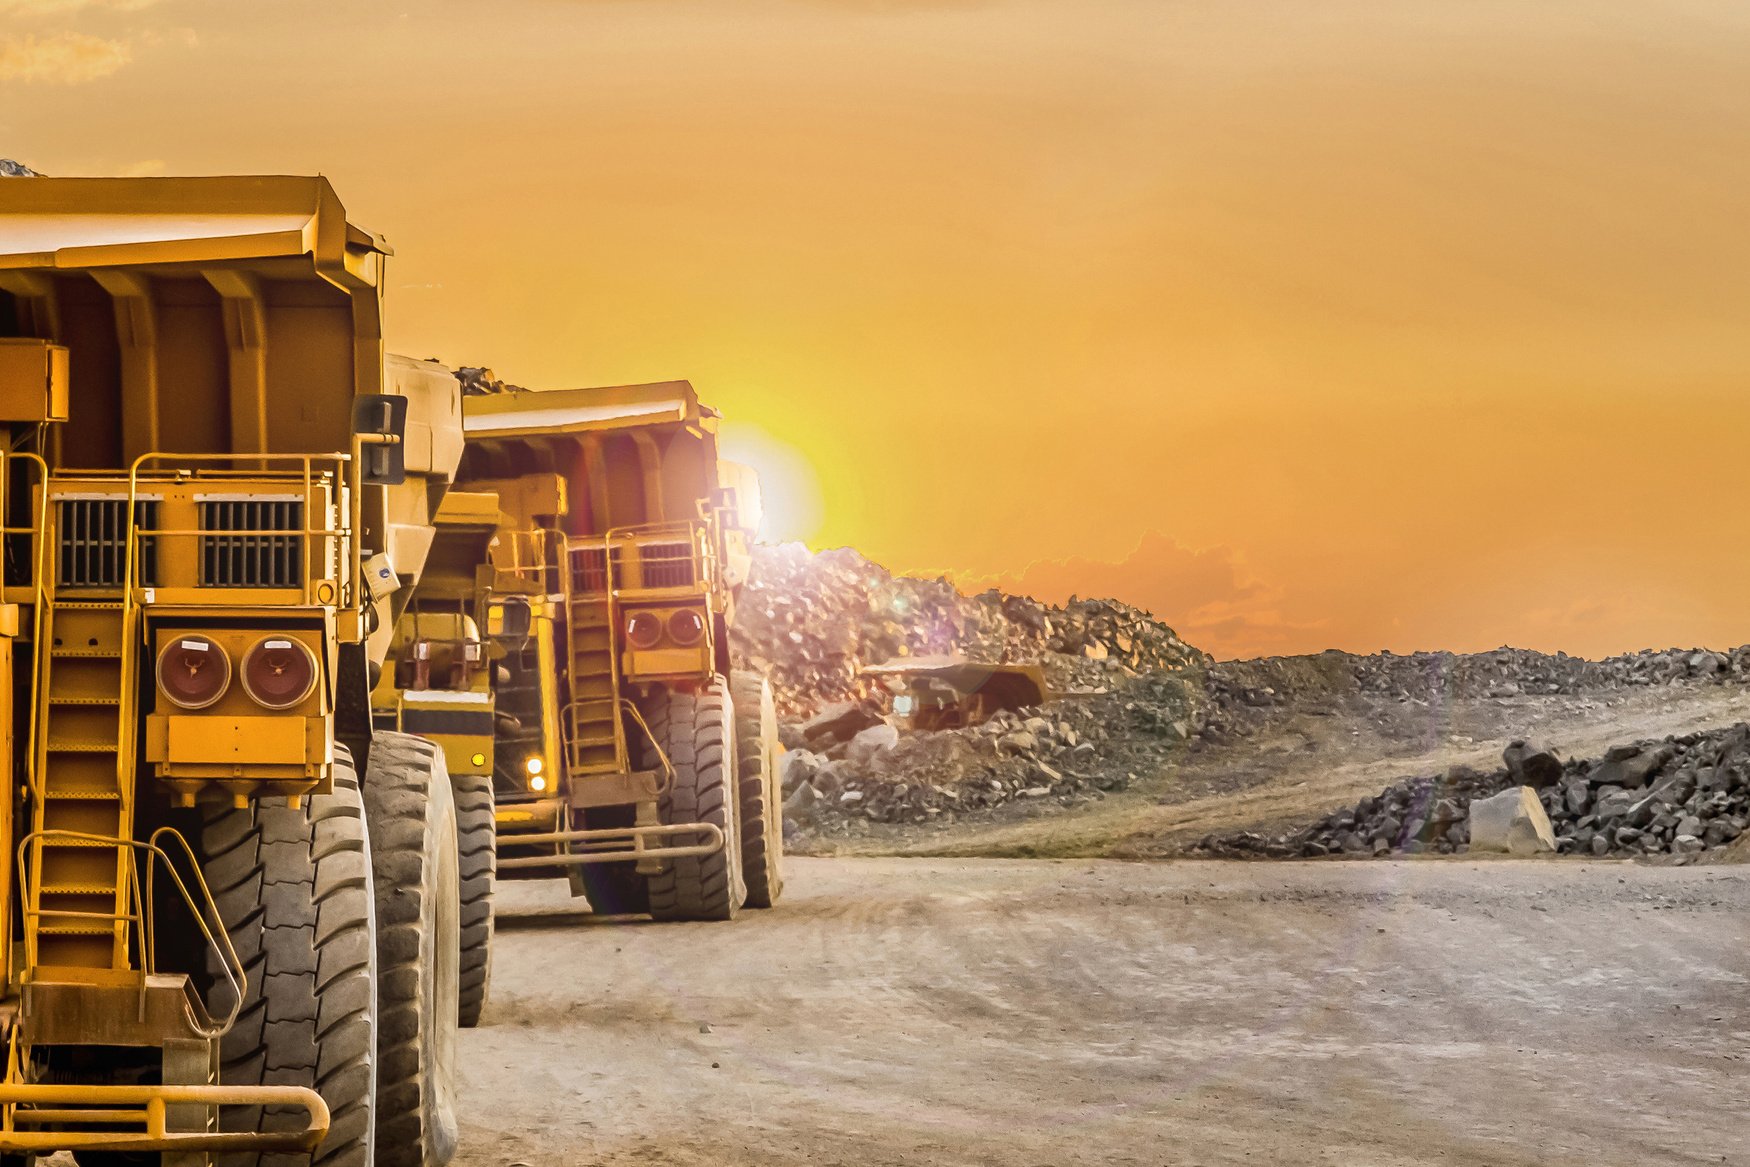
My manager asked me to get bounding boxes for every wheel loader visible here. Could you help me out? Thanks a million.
[0,175,470,1165]
[427,377,785,921]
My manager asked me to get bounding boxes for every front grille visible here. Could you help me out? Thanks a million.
[200,499,304,588]
[570,545,610,595]
[57,498,157,589]
[639,541,695,589]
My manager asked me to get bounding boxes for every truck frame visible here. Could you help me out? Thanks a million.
[435,378,784,921]
[0,176,467,1166]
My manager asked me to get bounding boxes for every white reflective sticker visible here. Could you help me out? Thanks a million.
[264,639,294,650]
[180,639,210,651]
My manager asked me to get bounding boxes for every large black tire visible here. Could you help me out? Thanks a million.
[643,677,745,922]
[363,732,461,1167]
[199,745,376,1167]
[451,770,495,1028]
[730,670,784,909]
[574,804,651,917]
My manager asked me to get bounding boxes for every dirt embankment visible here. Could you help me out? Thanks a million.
[732,544,1750,860]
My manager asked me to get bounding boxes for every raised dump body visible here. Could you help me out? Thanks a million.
[429,377,784,920]
[0,176,469,1165]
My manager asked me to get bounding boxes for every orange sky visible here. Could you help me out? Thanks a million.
[5,0,1750,659]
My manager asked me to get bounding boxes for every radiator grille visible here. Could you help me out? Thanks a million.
[57,498,157,589]
[570,545,611,595]
[639,541,696,589]
[200,499,304,588]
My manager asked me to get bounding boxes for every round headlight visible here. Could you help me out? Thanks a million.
[625,611,663,650]
[667,608,706,646]
[241,637,319,710]
[157,635,231,710]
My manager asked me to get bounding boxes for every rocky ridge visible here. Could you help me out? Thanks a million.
[1201,727,1750,862]
[733,542,1208,718]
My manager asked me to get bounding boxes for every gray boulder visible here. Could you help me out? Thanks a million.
[1468,786,1557,855]
[1503,740,1563,789]
[846,723,900,765]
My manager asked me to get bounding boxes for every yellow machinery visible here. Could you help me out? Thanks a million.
[371,488,499,1026]
[0,176,468,1165]
[449,379,785,920]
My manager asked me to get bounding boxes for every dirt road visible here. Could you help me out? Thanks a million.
[456,858,1748,1166]
[811,682,1750,860]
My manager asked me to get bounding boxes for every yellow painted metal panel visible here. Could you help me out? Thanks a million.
[164,715,308,766]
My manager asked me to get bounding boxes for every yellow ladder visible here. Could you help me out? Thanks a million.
[28,598,136,974]
[563,538,627,778]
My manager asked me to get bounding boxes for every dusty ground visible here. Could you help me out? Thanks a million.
[805,683,1750,859]
[455,857,1749,1167]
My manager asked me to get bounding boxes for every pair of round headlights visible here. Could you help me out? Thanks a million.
[625,608,706,651]
[156,635,319,712]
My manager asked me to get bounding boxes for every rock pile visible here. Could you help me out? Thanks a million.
[0,160,39,177]
[779,675,1203,830]
[1207,646,1747,711]
[732,543,1207,718]
[1202,726,1750,862]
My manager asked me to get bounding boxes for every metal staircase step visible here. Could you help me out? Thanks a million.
[37,922,122,937]
[46,740,119,754]
[43,789,121,801]
[50,648,123,659]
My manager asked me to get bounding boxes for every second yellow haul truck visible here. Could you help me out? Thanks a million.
[434,377,785,922]
[0,175,468,1165]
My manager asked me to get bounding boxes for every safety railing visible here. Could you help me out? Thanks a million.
[118,451,357,606]
[15,827,248,1040]
[0,450,52,808]
[0,1079,328,1156]
[569,519,722,598]
[492,526,565,596]
[495,822,725,870]
[558,697,675,794]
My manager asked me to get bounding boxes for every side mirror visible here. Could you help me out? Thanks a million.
[352,394,409,486]
[492,596,533,641]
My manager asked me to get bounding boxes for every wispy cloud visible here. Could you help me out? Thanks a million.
[0,31,131,83]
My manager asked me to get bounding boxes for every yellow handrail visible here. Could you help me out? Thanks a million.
[15,828,248,1040]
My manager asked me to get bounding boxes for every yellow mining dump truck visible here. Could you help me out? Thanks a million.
[370,487,499,1026]
[0,176,467,1165]
[455,379,784,921]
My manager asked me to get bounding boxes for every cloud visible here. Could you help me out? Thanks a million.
[0,32,130,83]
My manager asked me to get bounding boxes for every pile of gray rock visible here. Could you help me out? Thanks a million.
[1208,646,1747,711]
[1201,726,1750,861]
[778,674,1203,831]
[732,543,1208,718]
[0,160,39,177]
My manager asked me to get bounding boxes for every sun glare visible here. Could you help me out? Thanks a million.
[718,421,824,545]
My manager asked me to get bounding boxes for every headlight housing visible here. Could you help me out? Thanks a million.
[157,635,231,710]
[625,611,663,650]
[667,608,705,646]
[240,636,319,710]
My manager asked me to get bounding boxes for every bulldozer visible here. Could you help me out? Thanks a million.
[440,377,784,920]
[0,175,469,1165]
